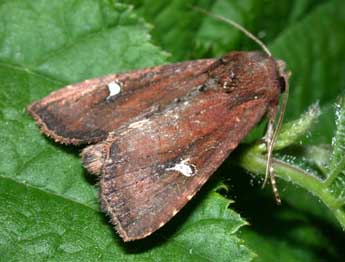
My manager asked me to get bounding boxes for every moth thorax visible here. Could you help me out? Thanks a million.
[81,143,106,175]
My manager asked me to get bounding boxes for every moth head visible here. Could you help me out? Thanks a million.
[193,6,290,205]
[192,7,289,98]
[212,51,286,99]
[275,59,291,94]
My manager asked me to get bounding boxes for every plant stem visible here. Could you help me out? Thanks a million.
[238,147,345,230]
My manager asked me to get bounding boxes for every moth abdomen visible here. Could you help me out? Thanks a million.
[81,142,107,175]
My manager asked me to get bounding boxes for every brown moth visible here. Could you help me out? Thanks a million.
[27,14,289,241]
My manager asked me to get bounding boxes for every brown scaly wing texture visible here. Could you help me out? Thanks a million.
[27,59,214,144]
[81,52,283,241]
[91,95,269,241]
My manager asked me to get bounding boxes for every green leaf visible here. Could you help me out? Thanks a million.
[0,177,252,261]
[270,1,345,121]
[158,191,254,262]
[194,0,317,57]
[238,97,345,233]
[236,94,345,262]
[0,177,118,261]
[2,0,345,261]
[328,97,345,182]
[0,0,251,260]
[273,103,321,150]
[324,97,345,226]
[0,0,167,211]
[122,0,214,60]
[252,103,321,154]
[126,0,327,60]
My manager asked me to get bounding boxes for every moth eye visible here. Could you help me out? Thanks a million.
[278,76,286,93]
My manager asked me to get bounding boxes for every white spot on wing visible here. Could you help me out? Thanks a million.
[167,159,196,177]
[107,80,121,99]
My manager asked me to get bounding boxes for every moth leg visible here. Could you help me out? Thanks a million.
[262,106,281,204]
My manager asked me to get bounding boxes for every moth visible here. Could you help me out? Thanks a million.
[27,15,289,241]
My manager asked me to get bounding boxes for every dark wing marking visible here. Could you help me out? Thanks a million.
[27,59,215,144]
[86,92,271,241]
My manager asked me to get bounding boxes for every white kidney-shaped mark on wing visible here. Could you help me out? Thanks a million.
[167,159,197,177]
[107,80,122,99]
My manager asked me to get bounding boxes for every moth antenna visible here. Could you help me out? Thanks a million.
[262,73,290,204]
[194,6,289,204]
[193,6,272,57]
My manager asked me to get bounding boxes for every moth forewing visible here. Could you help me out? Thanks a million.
[27,60,214,145]
[81,51,284,241]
